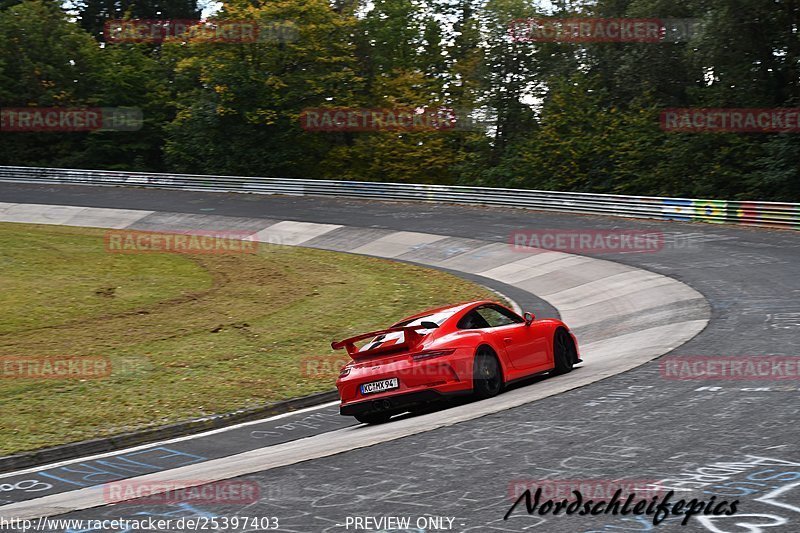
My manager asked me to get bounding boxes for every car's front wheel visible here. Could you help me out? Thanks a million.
[354,412,392,424]
[473,348,503,399]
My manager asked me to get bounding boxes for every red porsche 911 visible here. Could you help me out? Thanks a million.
[332,300,581,424]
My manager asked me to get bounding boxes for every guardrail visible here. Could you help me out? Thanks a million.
[0,165,797,229]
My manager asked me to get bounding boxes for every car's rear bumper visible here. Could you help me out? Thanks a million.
[337,347,476,416]
[339,388,470,416]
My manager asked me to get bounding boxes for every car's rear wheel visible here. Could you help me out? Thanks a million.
[551,329,576,375]
[473,348,503,399]
[354,412,392,424]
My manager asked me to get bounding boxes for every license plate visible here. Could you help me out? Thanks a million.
[360,378,399,395]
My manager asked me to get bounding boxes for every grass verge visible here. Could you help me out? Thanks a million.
[0,222,501,454]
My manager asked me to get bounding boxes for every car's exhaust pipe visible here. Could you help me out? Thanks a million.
[372,399,393,411]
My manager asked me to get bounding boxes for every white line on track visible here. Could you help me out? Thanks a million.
[0,401,340,479]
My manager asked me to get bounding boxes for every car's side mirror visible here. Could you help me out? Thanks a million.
[523,312,535,326]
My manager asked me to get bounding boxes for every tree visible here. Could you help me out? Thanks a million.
[0,0,103,166]
[163,0,361,177]
[75,0,200,41]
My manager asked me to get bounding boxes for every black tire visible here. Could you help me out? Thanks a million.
[473,348,503,399]
[354,412,392,424]
[551,329,576,375]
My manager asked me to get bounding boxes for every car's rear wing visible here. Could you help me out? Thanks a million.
[331,326,427,358]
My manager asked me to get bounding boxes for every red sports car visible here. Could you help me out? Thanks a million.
[332,300,581,424]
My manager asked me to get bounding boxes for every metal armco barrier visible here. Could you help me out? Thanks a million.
[0,165,797,229]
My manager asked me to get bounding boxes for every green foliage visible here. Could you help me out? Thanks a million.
[0,0,797,200]
[0,0,102,166]
[0,1,102,106]
[163,0,361,176]
[75,0,201,41]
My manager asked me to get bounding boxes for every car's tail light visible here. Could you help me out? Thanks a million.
[339,365,352,378]
[412,349,456,361]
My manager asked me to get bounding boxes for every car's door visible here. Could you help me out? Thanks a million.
[471,305,549,372]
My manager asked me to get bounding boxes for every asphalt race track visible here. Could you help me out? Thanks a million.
[0,182,799,533]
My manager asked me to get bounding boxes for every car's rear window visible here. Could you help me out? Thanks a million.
[360,310,457,352]
[393,309,458,328]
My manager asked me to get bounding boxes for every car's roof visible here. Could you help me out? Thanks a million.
[395,299,496,324]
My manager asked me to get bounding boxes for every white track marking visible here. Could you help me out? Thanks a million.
[0,402,339,479]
